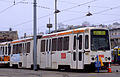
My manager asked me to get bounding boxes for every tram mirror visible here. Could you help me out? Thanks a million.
[76,37,80,40]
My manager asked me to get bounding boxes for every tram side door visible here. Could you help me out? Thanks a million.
[72,33,84,69]
[77,33,84,69]
[46,39,52,68]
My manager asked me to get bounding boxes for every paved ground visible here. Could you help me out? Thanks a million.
[0,65,120,77]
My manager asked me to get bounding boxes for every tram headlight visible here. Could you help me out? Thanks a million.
[108,57,111,60]
[105,57,107,61]
[91,57,94,60]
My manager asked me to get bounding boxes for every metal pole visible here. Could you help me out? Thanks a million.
[33,0,37,71]
[55,0,57,32]
[49,18,50,33]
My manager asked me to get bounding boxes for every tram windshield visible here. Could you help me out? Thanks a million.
[91,29,110,51]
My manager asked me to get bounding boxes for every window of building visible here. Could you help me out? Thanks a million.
[63,36,69,50]
[85,35,89,49]
[57,37,63,51]
[41,40,45,52]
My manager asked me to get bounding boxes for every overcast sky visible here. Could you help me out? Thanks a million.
[0,0,120,37]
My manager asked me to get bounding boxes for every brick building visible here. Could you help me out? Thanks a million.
[0,29,18,43]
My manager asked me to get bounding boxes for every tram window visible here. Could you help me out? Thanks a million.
[119,50,120,54]
[52,38,57,51]
[85,35,89,49]
[41,40,45,52]
[73,36,76,50]
[27,42,30,53]
[46,40,48,52]
[25,43,27,53]
[8,46,11,55]
[18,44,22,53]
[79,35,82,50]
[3,47,4,54]
[5,47,7,55]
[16,44,19,54]
[79,52,82,61]
[73,52,76,61]
[13,45,16,54]
[63,36,69,50]
[49,39,51,51]
[22,43,25,53]
[57,37,63,51]
[17,44,20,53]
[0,47,2,55]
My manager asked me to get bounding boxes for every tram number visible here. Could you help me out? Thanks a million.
[99,55,104,58]
[61,53,66,59]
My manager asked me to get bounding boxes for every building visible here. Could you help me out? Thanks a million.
[0,29,18,43]
[109,28,120,48]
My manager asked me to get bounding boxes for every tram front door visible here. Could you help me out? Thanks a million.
[72,33,84,69]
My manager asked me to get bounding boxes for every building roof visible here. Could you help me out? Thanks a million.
[0,31,18,43]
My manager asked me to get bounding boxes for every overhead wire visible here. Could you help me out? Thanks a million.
[59,4,120,23]
[12,13,54,27]
[59,0,78,5]
[103,18,120,24]
[0,0,26,14]
[60,0,97,12]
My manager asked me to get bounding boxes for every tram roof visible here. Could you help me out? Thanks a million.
[11,37,33,44]
[42,27,108,38]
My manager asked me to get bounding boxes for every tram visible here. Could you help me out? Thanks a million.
[0,42,11,66]
[0,27,111,71]
[112,46,120,64]
[38,27,111,71]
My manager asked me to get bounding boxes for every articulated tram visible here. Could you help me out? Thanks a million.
[0,27,111,71]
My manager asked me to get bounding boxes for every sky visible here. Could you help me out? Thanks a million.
[0,0,120,37]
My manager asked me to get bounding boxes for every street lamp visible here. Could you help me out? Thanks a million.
[86,12,92,16]
[86,6,92,16]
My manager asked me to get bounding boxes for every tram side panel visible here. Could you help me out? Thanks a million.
[51,35,72,69]
[39,34,76,69]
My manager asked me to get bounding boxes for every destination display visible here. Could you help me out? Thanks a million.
[93,31,106,35]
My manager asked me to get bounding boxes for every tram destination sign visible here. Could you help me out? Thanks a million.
[93,31,106,35]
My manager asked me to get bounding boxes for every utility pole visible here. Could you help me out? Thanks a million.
[49,18,51,33]
[54,0,60,32]
[33,0,37,71]
[55,0,57,32]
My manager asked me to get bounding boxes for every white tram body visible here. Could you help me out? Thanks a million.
[1,27,111,70]
[9,37,34,68]
[38,27,111,70]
